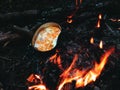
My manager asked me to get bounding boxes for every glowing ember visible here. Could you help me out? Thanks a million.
[27,74,43,84]
[99,40,103,49]
[98,14,102,20]
[28,84,47,90]
[49,52,63,70]
[96,20,100,28]
[67,18,73,23]
[96,14,102,28]
[27,74,35,82]
[58,48,114,90]
[27,74,47,90]
[67,0,80,24]
[90,37,94,44]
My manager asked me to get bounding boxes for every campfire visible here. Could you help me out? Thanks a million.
[0,0,120,90]
[27,46,115,90]
[26,11,115,90]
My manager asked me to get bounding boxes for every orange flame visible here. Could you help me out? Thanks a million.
[96,14,102,28]
[98,14,102,20]
[60,54,78,78]
[58,48,114,90]
[67,0,80,24]
[28,84,47,90]
[27,74,43,84]
[99,40,103,49]
[67,18,73,24]
[90,37,94,44]
[49,52,63,70]
[27,74,35,82]
[27,74,47,90]
[96,20,100,28]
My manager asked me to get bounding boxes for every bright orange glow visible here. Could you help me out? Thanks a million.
[67,18,73,23]
[58,48,114,90]
[49,53,57,62]
[96,20,100,28]
[27,74,47,90]
[60,54,78,78]
[28,84,47,90]
[90,37,94,44]
[27,74,35,82]
[35,74,41,79]
[49,52,63,70]
[27,74,43,84]
[99,40,103,49]
[67,0,80,24]
[98,14,102,20]
[96,14,102,28]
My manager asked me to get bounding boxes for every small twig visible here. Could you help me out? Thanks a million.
[0,56,12,61]
[13,25,33,37]
[0,32,20,43]
[105,23,114,32]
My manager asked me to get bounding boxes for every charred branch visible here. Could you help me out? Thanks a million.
[0,0,115,26]
[0,31,20,43]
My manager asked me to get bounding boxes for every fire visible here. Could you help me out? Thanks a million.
[96,14,102,28]
[67,0,81,24]
[99,40,103,49]
[27,74,43,84]
[49,51,63,70]
[27,74,47,90]
[67,18,73,24]
[28,84,47,90]
[98,14,102,20]
[96,20,100,28]
[58,48,114,90]
[90,37,94,44]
